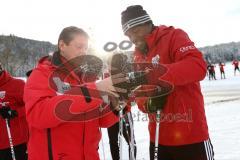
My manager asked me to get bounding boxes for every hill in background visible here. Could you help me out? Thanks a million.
[0,34,240,76]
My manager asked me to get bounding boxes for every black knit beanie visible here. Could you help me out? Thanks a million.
[121,5,152,33]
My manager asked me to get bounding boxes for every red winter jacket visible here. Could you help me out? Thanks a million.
[232,60,239,67]
[0,71,28,149]
[134,25,209,146]
[219,63,225,72]
[210,65,215,72]
[24,53,119,160]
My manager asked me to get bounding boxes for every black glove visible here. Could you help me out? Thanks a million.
[133,84,172,113]
[145,95,168,113]
[0,106,18,119]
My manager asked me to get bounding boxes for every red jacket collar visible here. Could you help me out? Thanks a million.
[0,71,12,86]
[135,25,174,56]
[37,52,82,83]
[145,25,173,49]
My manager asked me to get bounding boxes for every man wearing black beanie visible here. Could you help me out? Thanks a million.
[121,5,214,160]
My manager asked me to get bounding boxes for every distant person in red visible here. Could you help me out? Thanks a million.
[219,62,226,79]
[207,64,212,80]
[210,64,217,80]
[232,59,240,76]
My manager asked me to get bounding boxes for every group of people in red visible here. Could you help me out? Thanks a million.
[0,4,220,160]
[207,59,239,80]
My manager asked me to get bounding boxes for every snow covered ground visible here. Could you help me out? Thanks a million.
[99,62,240,160]
[201,63,240,160]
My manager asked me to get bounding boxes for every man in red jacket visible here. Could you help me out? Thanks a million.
[210,64,217,80]
[0,63,28,160]
[232,59,239,76]
[24,26,126,160]
[121,5,214,160]
[219,62,226,79]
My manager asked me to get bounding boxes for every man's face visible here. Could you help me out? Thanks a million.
[59,34,88,60]
[125,24,152,53]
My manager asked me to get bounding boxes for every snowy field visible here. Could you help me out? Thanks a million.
[99,62,240,160]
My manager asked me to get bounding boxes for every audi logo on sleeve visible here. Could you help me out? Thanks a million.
[179,45,196,53]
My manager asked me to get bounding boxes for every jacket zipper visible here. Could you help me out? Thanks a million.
[47,128,53,160]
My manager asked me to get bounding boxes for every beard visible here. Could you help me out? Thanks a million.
[136,42,148,54]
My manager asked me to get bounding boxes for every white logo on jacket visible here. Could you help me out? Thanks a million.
[179,45,196,53]
[52,77,71,95]
[152,55,160,66]
[0,91,6,99]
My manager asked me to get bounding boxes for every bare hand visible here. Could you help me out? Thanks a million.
[96,73,128,98]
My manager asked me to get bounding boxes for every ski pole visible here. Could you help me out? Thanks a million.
[5,119,16,160]
[127,112,136,160]
[99,128,106,160]
[99,94,108,160]
[154,110,161,160]
[119,106,123,160]
[122,112,135,160]
[1,102,16,160]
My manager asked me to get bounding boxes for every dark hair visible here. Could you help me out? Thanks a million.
[57,26,89,51]
[26,70,33,77]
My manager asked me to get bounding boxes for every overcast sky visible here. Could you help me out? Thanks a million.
[1,0,240,53]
